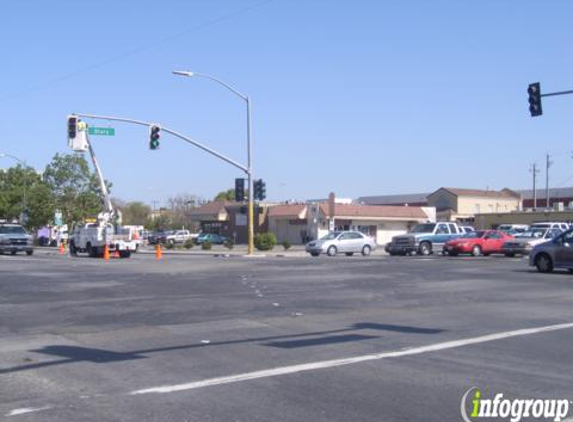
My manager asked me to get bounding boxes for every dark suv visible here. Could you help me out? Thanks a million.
[0,224,34,255]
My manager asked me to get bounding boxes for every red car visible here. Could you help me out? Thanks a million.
[444,230,514,256]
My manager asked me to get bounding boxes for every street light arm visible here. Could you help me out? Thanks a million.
[0,153,27,166]
[172,70,248,101]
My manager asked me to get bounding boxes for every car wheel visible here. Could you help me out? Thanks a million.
[327,246,337,256]
[471,245,482,256]
[419,242,431,256]
[120,251,131,259]
[69,241,78,256]
[26,250,34,256]
[535,253,554,273]
[362,245,371,256]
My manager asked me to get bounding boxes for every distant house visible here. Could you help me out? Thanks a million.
[517,187,573,210]
[267,202,435,245]
[188,201,268,243]
[427,188,521,223]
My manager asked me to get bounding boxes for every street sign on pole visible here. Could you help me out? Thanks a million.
[88,127,115,136]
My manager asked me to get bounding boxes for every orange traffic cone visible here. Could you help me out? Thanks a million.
[59,242,65,255]
[103,244,110,261]
[155,244,163,260]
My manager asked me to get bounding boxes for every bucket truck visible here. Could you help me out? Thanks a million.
[67,117,138,258]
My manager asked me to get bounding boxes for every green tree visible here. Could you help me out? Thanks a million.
[0,166,54,230]
[116,201,152,225]
[43,153,110,227]
[214,188,235,202]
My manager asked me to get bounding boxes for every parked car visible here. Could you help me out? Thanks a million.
[195,233,229,245]
[529,228,573,273]
[306,231,376,257]
[0,223,34,255]
[165,230,197,246]
[498,224,529,235]
[148,230,170,245]
[502,227,563,257]
[443,230,513,256]
[386,222,464,256]
[460,226,475,234]
[529,222,570,231]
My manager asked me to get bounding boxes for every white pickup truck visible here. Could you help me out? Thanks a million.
[165,230,197,246]
[69,223,138,258]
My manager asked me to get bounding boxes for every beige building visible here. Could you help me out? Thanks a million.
[267,203,435,245]
[427,188,521,223]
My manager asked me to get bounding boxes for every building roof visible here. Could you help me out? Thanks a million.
[356,193,429,205]
[188,201,232,216]
[319,203,428,219]
[267,204,307,219]
[517,187,573,200]
[431,187,520,199]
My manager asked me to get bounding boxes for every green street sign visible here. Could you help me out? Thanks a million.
[88,127,115,136]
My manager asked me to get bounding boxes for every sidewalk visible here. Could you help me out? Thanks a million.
[139,244,310,257]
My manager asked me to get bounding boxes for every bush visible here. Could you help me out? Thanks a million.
[184,239,194,249]
[165,242,175,250]
[201,241,212,250]
[255,232,277,251]
[224,238,234,249]
[282,240,291,250]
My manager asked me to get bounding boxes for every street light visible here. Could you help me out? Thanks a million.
[172,70,255,255]
[0,153,30,224]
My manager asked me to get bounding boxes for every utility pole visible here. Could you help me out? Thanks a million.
[545,154,553,209]
[530,164,540,211]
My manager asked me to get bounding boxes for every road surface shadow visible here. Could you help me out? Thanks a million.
[0,322,444,375]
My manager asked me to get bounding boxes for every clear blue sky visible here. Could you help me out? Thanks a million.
[2,0,573,206]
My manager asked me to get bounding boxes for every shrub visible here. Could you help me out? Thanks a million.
[184,239,194,249]
[165,242,175,250]
[201,241,212,250]
[282,240,291,250]
[255,232,277,251]
[224,238,234,249]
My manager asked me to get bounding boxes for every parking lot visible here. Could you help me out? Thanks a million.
[2,251,573,421]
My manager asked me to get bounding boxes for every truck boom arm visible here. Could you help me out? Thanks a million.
[86,135,114,218]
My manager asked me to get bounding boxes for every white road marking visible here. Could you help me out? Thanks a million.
[6,406,52,417]
[130,322,573,395]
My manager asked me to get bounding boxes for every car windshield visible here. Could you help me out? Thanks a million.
[517,229,546,238]
[321,232,341,241]
[411,224,436,233]
[0,226,26,235]
[461,231,485,239]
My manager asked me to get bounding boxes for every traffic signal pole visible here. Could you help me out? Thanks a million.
[246,96,254,255]
[71,113,255,250]
[72,113,248,174]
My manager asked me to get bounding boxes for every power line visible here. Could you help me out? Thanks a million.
[0,0,281,103]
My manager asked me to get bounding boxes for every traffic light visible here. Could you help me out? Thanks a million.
[253,179,266,201]
[235,178,245,202]
[528,82,543,117]
[67,115,78,140]
[149,125,161,150]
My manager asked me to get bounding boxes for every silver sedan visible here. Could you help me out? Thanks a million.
[306,231,377,257]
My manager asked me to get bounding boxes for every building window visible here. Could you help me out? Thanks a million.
[488,205,493,213]
[474,204,481,214]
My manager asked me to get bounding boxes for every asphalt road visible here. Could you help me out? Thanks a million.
[1,250,573,422]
